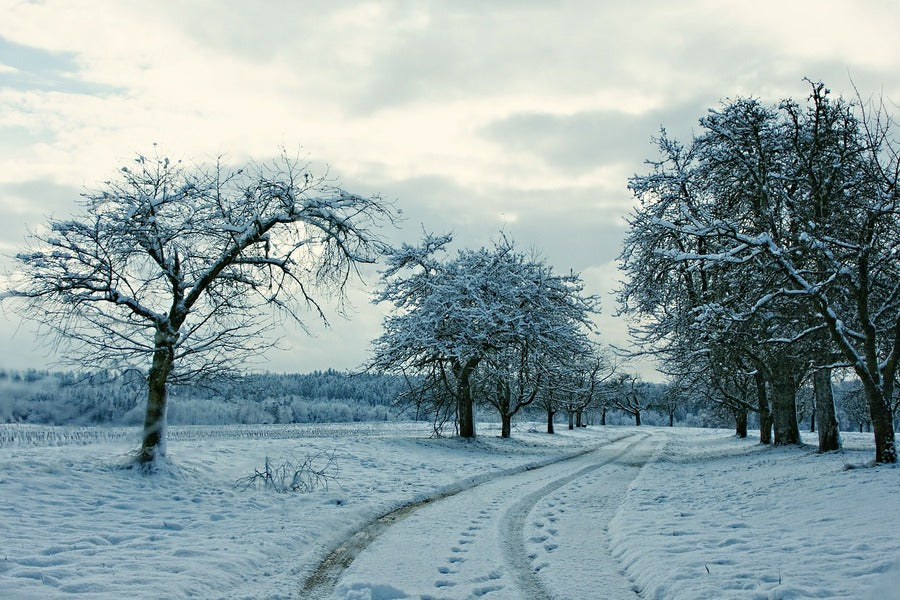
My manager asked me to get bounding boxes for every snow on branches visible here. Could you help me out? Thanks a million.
[370,234,601,438]
[4,149,396,465]
[619,81,898,463]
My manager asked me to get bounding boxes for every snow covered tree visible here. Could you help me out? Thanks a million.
[534,363,570,434]
[370,234,599,438]
[561,349,615,429]
[611,373,645,426]
[651,382,685,428]
[621,81,898,463]
[812,368,841,452]
[4,151,393,466]
[474,301,601,438]
[475,343,544,439]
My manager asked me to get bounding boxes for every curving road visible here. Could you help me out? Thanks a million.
[300,432,662,599]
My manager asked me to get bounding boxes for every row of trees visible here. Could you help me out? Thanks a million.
[369,234,613,438]
[1,149,619,456]
[4,80,897,466]
[618,81,899,463]
[4,364,888,433]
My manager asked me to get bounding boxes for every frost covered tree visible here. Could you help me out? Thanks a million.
[561,349,615,429]
[621,81,898,463]
[475,343,544,439]
[534,363,570,434]
[4,151,393,466]
[611,373,646,426]
[475,308,602,438]
[651,382,685,429]
[370,234,599,438]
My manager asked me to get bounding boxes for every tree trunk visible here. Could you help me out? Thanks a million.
[138,333,175,465]
[498,383,512,439]
[755,371,772,445]
[546,407,555,434]
[455,358,479,439]
[770,362,801,446]
[735,408,748,439]
[568,410,574,430]
[600,406,607,426]
[813,368,841,453]
[501,412,512,439]
[575,409,583,428]
[862,381,897,463]
[668,408,675,427]
[634,410,641,426]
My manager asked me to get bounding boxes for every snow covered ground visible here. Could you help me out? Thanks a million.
[0,422,897,599]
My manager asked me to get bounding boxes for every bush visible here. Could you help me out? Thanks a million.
[236,452,339,493]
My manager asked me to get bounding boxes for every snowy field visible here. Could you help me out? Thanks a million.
[1,422,897,599]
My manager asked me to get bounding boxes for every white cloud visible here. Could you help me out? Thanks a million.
[1,0,899,377]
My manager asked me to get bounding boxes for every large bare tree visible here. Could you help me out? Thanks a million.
[3,151,393,467]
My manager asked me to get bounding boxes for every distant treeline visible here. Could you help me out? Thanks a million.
[0,368,413,426]
[0,367,890,432]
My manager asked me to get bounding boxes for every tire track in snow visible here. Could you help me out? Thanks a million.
[298,432,638,599]
[501,434,653,599]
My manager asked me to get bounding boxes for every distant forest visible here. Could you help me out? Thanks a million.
[0,367,890,434]
[0,368,408,426]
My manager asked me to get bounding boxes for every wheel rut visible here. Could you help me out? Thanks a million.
[501,435,651,599]
[299,431,655,599]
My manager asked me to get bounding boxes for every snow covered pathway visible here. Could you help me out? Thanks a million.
[311,431,662,599]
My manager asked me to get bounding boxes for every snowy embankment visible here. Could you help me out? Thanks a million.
[609,429,900,600]
[0,423,897,599]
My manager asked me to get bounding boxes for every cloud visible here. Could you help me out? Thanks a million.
[480,106,705,174]
[0,180,82,246]
[0,35,117,95]
[2,0,900,380]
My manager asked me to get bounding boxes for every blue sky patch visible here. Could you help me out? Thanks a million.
[0,35,118,94]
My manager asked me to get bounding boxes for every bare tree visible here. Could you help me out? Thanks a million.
[3,151,393,467]
[651,383,685,429]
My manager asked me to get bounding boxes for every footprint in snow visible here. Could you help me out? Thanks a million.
[474,584,503,596]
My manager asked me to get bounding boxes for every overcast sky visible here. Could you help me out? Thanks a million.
[2,1,900,380]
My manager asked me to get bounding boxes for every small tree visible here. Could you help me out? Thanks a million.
[562,350,615,429]
[652,384,683,428]
[475,343,544,439]
[4,151,393,466]
[612,373,645,426]
[535,364,569,434]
